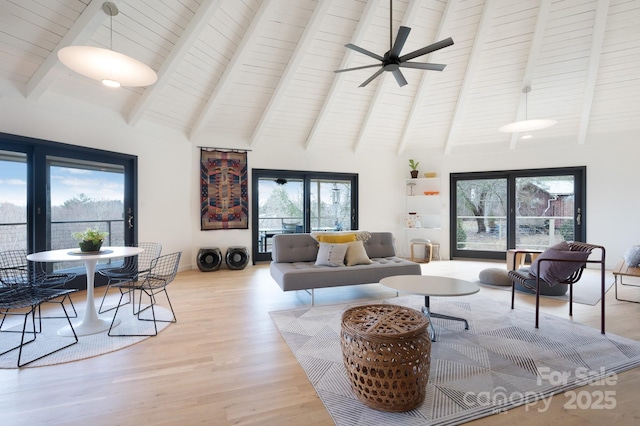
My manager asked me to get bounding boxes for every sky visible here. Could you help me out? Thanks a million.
[0,160,124,206]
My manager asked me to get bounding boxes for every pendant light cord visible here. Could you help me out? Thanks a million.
[109,12,113,50]
[389,0,393,50]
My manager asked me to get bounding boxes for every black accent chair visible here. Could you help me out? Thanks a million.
[108,252,181,337]
[0,249,77,318]
[97,242,162,314]
[508,242,606,334]
[0,286,78,367]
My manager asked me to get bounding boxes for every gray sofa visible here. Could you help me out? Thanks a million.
[269,232,421,304]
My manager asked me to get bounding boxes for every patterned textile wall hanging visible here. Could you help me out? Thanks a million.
[200,149,248,230]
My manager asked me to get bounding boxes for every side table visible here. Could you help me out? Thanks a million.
[613,261,640,303]
[340,304,431,412]
[507,249,541,271]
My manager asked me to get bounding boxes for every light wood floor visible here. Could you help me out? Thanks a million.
[2,260,640,425]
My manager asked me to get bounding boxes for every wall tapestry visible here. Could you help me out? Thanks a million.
[200,149,248,230]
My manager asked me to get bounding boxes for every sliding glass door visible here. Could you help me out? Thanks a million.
[47,157,126,272]
[451,167,585,260]
[0,132,137,288]
[252,169,358,263]
[0,151,27,251]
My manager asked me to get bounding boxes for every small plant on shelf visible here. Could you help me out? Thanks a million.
[408,159,420,178]
[72,228,109,252]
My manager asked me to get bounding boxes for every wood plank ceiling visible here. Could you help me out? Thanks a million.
[1,0,639,154]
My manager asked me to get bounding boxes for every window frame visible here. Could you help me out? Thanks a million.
[251,169,359,263]
[449,166,586,261]
[0,132,138,289]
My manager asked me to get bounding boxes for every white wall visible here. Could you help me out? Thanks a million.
[189,135,404,268]
[3,88,636,270]
[1,91,192,266]
[403,135,640,268]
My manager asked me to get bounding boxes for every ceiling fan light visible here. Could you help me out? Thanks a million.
[58,46,157,87]
[498,119,557,133]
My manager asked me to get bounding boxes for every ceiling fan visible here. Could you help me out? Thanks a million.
[335,0,454,87]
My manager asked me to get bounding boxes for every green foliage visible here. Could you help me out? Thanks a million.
[72,227,108,243]
[457,219,467,249]
[408,159,420,170]
[559,219,574,241]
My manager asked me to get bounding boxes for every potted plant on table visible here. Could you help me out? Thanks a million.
[409,159,420,178]
[72,228,109,252]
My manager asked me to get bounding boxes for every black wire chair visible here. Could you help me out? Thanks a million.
[0,250,77,318]
[108,252,181,337]
[97,242,162,314]
[0,286,78,367]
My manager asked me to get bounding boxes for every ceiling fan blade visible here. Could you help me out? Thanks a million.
[345,43,384,61]
[392,69,408,87]
[399,62,447,71]
[359,67,385,87]
[398,37,454,62]
[390,26,411,57]
[334,64,383,73]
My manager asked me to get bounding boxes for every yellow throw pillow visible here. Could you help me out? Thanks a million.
[316,233,357,243]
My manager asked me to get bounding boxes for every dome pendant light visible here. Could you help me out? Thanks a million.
[499,86,557,134]
[57,2,157,88]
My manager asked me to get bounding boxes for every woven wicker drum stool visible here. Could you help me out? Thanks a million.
[340,304,431,412]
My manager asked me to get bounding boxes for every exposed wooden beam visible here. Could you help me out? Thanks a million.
[508,0,552,150]
[189,0,275,140]
[251,0,332,147]
[396,0,456,155]
[578,0,609,144]
[305,0,380,150]
[443,0,494,155]
[25,0,122,99]
[128,0,223,127]
[353,0,420,153]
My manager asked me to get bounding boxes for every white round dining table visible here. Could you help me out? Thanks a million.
[27,246,144,336]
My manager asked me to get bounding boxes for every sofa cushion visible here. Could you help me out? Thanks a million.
[271,234,319,263]
[345,240,373,266]
[315,242,348,267]
[363,232,396,258]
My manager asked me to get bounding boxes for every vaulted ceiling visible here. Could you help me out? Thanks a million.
[2,0,639,154]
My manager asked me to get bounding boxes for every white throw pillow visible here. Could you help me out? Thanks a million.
[315,242,348,267]
[345,240,373,266]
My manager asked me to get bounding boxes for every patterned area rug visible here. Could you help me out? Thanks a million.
[271,295,640,425]
[0,300,172,368]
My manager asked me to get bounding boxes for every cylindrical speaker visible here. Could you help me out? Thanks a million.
[225,246,249,270]
[197,248,222,272]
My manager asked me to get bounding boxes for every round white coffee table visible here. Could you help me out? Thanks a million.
[380,275,480,341]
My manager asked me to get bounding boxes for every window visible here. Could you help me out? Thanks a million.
[0,133,137,288]
[252,170,358,262]
[450,167,585,260]
[0,151,27,251]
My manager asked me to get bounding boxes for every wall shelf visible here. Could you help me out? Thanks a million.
[403,178,442,257]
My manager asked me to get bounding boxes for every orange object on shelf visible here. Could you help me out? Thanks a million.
[423,191,440,196]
